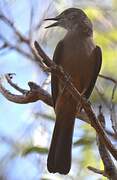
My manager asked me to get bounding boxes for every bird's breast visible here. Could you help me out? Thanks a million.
[59,36,95,93]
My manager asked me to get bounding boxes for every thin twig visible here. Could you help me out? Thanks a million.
[88,106,117,179]
[0,34,33,60]
[88,166,106,177]
[29,2,34,40]
[106,129,117,140]
[99,74,117,84]
[97,106,117,179]
[110,84,117,134]
[5,73,28,94]
[0,42,7,50]
[0,14,29,43]
[0,73,90,123]
[95,85,110,109]
[0,75,52,106]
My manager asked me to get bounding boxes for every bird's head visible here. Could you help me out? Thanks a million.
[44,8,93,34]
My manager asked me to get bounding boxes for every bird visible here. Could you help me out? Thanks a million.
[44,8,102,174]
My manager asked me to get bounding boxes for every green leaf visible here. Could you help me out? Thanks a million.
[74,137,95,147]
[22,146,48,156]
[85,7,103,20]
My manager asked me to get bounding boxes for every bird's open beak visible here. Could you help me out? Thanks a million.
[44,17,59,28]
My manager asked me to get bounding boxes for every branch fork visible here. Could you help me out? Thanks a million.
[0,40,117,179]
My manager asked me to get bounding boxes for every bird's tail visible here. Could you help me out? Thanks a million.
[47,100,76,174]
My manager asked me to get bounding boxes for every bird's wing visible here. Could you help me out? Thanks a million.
[84,45,102,99]
[51,40,64,107]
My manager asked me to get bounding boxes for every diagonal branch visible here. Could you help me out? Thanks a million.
[88,106,117,179]
[0,40,117,161]
[0,14,29,43]
[34,41,117,161]
[0,34,33,59]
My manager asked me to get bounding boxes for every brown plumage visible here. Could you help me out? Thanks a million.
[45,8,102,174]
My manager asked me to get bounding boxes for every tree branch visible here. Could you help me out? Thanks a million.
[0,39,117,162]
[34,41,117,161]
[0,73,90,123]
[0,14,29,43]
[0,74,52,106]
[99,74,117,84]
[88,106,117,179]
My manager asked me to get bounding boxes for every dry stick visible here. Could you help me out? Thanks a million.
[1,72,117,140]
[0,34,33,60]
[6,74,28,94]
[0,13,49,71]
[0,76,52,106]
[97,106,117,179]
[34,41,117,160]
[0,14,29,43]
[110,84,117,134]
[95,85,110,109]
[106,129,117,140]
[98,140,117,179]
[0,74,90,123]
[88,166,105,176]
[29,3,34,40]
[99,74,117,84]
[88,106,117,180]
[99,74,117,134]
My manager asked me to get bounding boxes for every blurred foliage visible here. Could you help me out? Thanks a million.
[23,146,48,155]
[113,0,117,8]
[85,6,117,78]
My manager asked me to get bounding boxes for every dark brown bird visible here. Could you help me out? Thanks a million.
[45,8,102,174]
